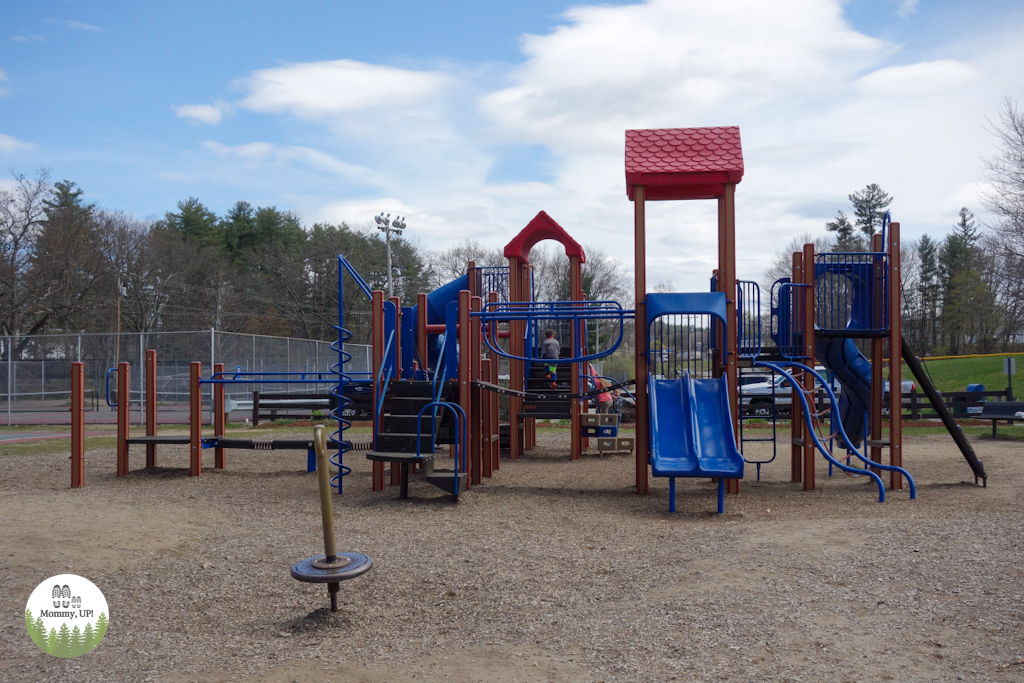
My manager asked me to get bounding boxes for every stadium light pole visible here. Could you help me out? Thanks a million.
[375,213,406,298]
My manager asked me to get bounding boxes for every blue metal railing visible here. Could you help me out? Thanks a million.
[754,360,916,502]
[373,331,397,425]
[476,300,630,365]
[770,280,808,360]
[415,401,467,500]
[339,254,373,301]
[813,252,889,335]
[736,280,761,359]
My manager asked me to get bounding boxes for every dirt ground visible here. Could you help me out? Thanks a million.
[1,428,1022,683]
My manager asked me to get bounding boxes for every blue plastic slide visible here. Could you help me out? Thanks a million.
[815,337,871,447]
[649,372,744,513]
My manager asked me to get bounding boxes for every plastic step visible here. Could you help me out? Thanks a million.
[388,380,458,400]
[521,401,571,417]
[424,471,468,495]
[379,414,437,433]
[374,432,435,453]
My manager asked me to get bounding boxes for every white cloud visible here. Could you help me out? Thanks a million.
[173,100,230,125]
[11,36,29,43]
[855,60,979,96]
[65,21,102,32]
[896,0,919,19]
[201,141,385,185]
[480,0,888,151]
[0,68,7,82]
[168,0,1024,293]
[0,133,34,154]
[236,59,453,119]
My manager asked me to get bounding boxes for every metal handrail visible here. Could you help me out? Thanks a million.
[339,254,373,300]
[415,401,467,500]
[374,331,397,423]
[477,300,629,365]
[754,360,916,502]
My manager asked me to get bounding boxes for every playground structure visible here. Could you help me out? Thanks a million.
[69,125,990,511]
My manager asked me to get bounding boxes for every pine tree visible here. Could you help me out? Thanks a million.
[159,197,223,249]
[825,210,860,250]
[917,235,940,351]
[94,612,108,646]
[69,625,85,657]
[82,622,95,652]
[47,628,58,656]
[56,622,72,658]
[848,183,893,238]
[35,613,47,650]
[25,609,43,648]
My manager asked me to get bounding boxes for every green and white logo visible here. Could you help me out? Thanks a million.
[24,574,109,658]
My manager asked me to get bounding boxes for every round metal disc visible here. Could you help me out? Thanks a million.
[311,554,352,570]
[291,552,372,583]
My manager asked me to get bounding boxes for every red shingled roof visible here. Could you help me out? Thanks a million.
[625,127,743,201]
[504,211,585,263]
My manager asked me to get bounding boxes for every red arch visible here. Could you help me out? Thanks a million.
[503,211,585,264]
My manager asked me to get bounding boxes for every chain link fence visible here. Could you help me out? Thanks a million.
[0,331,371,425]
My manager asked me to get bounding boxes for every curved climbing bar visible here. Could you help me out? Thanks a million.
[755,360,916,501]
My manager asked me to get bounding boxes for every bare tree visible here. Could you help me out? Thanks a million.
[984,97,1024,257]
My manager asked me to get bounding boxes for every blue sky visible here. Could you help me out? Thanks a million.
[3,0,1023,290]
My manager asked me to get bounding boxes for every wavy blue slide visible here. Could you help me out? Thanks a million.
[649,373,744,513]
[815,337,872,447]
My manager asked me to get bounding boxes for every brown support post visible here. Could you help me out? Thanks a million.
[71,362,85,488]
[791,252,804,483]
[633,185,649,495]
[488,291,500,471]
[722,184,740,494]
[802,243,816,491]
[521,264,534,453]
[888,222,903,490]
[116,361,130,477]
[371,290,385,491]
[213,362,225,469]
[458,290,473,487]
[417,292,429,373]
[508,257,522,461]
[145,349,157,467]
[189,361,201,476]
[481,357,493,478]
[870,233,884,473]
[389,296,402,487]
[569,254,582,460]
[470,295,483,483]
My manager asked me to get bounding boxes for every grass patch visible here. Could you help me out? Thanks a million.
[0,423,372,458]
[902,355,1018,394]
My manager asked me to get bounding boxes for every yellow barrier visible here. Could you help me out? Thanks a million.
[903,351,1024,362]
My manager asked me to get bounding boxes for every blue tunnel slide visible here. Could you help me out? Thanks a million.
[815,336,872,447]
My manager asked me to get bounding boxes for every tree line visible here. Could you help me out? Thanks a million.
[0,175,630,349]
[25,609,108,658]
[763,98,1024,356]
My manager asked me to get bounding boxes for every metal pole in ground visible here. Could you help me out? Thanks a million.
[139,332,144,426]
[7,335,12,426]
[209,328,215,425]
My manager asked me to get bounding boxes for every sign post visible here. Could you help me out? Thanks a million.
[1005,357,1016,401]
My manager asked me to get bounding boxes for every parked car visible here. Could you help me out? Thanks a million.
[740,367,835,417]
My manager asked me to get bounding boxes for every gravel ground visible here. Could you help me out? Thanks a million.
[1,429,1022,682]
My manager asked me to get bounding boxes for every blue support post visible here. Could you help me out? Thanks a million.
[669,477,676,513]
[307,448,316,473]
[717,478,725,514]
